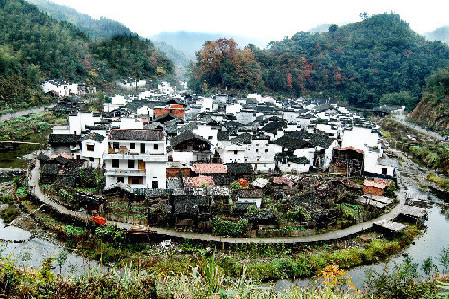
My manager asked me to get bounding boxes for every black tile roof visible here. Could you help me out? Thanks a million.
[82,132,105,142]
[217,131,229,141]
[170,131,210,147]
[48,134,81,144]
[230,133,252,145]
[226,163,254,175]
[109,129,164,141]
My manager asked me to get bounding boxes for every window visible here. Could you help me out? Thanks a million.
[256,149,259,153]
[154,144,159,150]
[87,144,95,152]
[152,181,159,188]
[129,177,143,184]
[265,149,269,153]
[234,150,238,155]
[140,143,145,154]
[208,136,213,140]
[128,160,135,168]
[130,143,135,149]
[112,159,119,168]
[117,177,124,183]
[113,142,119,149]
[382,168,387,175]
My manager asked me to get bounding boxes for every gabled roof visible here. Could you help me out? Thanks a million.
[261,120,286,133]
[334,146,364,154]
[109,129,164,141]
[153,113,182,124]
[193,163,227,174]
[170,131,210,147]
[230,133,252,145]
[275,152,310,165]
[273,177,294,187]
[183,176,215,188]
[217,131,229,141]
[49,134,80,144]
[82,132,105,142]
[226,163,254,175]
[364,178,391,189]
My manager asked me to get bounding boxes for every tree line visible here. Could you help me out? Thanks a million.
[188,13,449,110]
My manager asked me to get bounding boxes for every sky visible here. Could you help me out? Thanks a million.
[49,0,449,45]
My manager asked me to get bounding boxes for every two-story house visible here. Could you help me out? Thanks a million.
[104,129,168,189]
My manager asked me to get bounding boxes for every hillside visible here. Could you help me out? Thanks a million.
[410,67,449,130]
[25,0,132,40]
[424,26,449,45]
[0,0,89,111]
[189,13,449,110]
[153,41,191,80]
[0,0,173,112]
[89,35,173,80]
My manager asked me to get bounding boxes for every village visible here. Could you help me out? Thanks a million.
[32,79,426,239]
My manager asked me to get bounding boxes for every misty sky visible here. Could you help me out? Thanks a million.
[50,0,449,44]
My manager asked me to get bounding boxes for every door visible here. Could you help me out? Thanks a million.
[138,160,145,173]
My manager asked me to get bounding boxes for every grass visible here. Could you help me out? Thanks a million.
[0,111,66,142]
[427,172,449,189]
[0,205,19,223]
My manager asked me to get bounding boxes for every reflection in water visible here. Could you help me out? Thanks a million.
[0,238,103,276]
[0,218,31,242]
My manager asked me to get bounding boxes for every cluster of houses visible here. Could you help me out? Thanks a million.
[44,83,395,199]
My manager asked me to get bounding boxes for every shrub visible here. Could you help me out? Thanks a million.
[211,217,248,237]
[0,205,19,223]
[365,257,438,298]
[61,225,87,237]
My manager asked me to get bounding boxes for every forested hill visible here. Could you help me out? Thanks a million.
[0,0,173,112]
[410,67,449,130]
[189,13,449,110]
[25,0,132,40]
[24,0,186,80]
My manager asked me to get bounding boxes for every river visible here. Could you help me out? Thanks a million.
[0,218,103,276]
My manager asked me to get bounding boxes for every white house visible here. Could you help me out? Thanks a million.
[112,118,144,130]
[276,153,310,174]
[193,124,219,150]
[158,81,175,95]
[104,129,168,189]
[201,98,214,113]
[41,80,78,96]
[52,111,101,135]
[244,139,282,172]
[81,133,107,168]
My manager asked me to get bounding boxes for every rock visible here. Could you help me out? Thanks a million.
[360,234,372,242]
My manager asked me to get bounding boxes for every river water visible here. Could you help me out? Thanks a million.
[0,218,102,276]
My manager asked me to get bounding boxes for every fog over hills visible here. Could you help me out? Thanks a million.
[151,31,266,59]
[424,25,449,45]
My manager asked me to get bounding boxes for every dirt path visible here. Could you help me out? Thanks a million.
[29,159,408,244]
[0,104,55,122]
